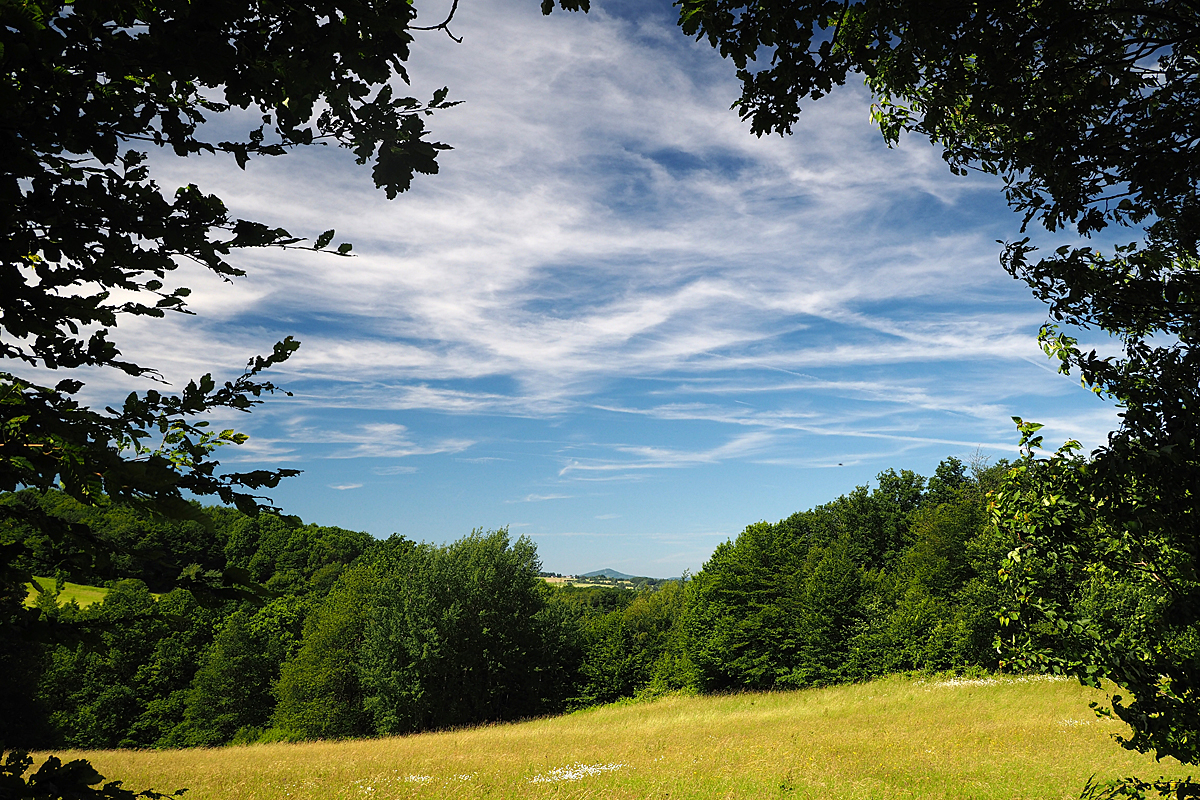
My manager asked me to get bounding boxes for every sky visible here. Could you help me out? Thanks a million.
[88,0,1123,577]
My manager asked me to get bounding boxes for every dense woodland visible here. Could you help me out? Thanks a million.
[0,454,1147,751]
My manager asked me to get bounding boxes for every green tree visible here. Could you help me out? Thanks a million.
[1,0,455,589]
[4,499,375,749]
[790,537,863,686]
[270,554,382,740]
[4,489,229,591]
[358,530,569,734]
[570,580,694,705]
[991,424,1200,766]
[683,460,1005,691]
[902,495,983,599]
[216,509,372,595]
[168,596,307,746]
[624,0,1200,773]
[34,581,216,749]
[847,491,1000,677]
[684,519,808,690]
[819,468,925,569]
[273,530,578,739]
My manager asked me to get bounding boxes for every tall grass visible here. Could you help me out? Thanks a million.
[37,675,1193,799]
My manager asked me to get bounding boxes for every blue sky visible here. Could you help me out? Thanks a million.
[94,0,1122,577]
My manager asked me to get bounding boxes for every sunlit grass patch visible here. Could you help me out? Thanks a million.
[24,576,109,608]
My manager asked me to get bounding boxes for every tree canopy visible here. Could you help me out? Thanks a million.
[0,0,581,615]
[660,0,1200,773]
[1,0,463,515]
[677,0,1197,242]
[0,1,549,792]
[3,457,1009,753]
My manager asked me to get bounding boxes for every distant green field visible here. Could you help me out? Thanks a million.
[540,577,636,588]
[24,576,109,608]
[37,675,1193,799]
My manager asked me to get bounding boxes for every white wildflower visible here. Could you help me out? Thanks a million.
[528,763,624,783]
[919,674,1070,689]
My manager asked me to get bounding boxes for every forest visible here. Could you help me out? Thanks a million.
[2,453,1142,751]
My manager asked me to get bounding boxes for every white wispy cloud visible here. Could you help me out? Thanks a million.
[117,0,1058,430]
[34,0,1123,574]
[218,419,474,462]
[559,430,778,475]
[507,493,575,503]
[373,465,419,475]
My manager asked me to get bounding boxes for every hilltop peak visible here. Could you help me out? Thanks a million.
[580,568,640,580]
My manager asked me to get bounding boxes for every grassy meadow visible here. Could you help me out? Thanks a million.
[23,576,109,608]
[36,675,1194,800]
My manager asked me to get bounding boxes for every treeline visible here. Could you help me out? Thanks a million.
[2,457,1016,749]
[686,459,1007,690]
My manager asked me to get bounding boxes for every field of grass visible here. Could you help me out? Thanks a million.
[35,675,1195,799]
[23,576,109,608]
[539,577,636,588]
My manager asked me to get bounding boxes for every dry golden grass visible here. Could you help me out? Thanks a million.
[39,675,1194,799]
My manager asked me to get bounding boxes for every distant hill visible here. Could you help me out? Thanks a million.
[581,568,642,580]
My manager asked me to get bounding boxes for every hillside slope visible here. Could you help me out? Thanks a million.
[42,675,1191,799]
[580,568,641,579]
